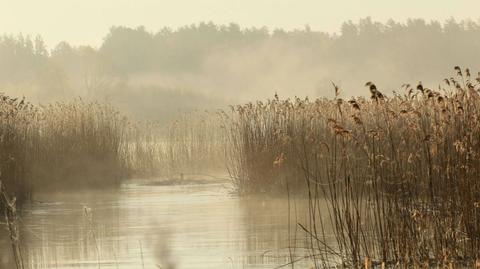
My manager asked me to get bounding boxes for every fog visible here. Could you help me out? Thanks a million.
[1,18,480,122]
[2,2,480,269]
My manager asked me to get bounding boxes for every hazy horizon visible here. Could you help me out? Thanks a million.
[2,2,480,269]
[1,0,480,48]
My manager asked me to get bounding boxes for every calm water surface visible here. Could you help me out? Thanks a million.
[0,178,319,269]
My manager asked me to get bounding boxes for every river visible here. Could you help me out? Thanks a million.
[0,178,320,269]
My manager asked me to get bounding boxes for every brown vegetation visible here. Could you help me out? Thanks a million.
[130,111,227,177]
[225,67,480,267]
[0,96,132,203]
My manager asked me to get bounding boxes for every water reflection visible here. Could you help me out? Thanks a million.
[1,180,316,268]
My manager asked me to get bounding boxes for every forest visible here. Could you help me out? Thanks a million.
[2,18,480,122]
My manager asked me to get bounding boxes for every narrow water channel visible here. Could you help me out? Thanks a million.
[1,178,318,269]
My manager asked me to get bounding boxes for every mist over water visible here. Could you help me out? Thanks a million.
[2,18,480,123]
[0,180,317,268]
[1,3,480,267]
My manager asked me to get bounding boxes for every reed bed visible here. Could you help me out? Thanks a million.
[225,67,480,267]
[0,95,40,203]
[0,93,226,205]
[130,111,227,177]
[0,96,136,204]
[30,100,131,188]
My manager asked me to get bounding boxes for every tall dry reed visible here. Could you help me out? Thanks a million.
[130,111,227,177]
[0,96,135,204]
[225,67,480,267]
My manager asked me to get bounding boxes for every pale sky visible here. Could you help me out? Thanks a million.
[1,0,479,48]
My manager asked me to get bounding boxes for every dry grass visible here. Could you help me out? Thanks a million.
[0,96,135,203]
[0,180,24,269]
[224,67,480,267]
[0,93,226,204]
[130,111,227,177]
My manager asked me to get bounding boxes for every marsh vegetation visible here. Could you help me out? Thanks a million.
[1,18,480,269]
[223,67,480,268]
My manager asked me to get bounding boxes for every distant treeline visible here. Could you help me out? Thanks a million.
[2,18,480,121]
